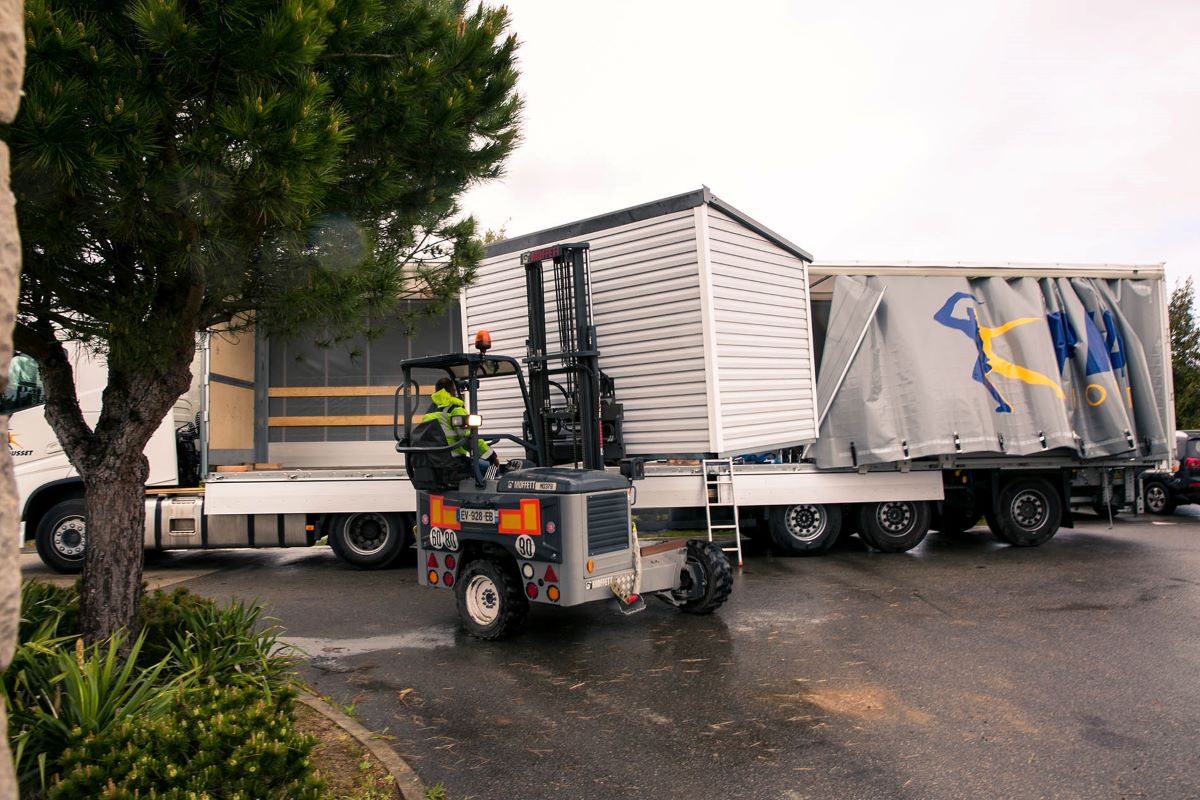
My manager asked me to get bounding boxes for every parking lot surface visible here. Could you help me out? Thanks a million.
[29,513,1200,799]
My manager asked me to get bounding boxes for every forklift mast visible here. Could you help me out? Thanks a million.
[521,243,623,471]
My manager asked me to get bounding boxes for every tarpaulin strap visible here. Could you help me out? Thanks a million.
[997,433,1005,452]
[953,433,961,453]
[902,440,909,459]
[1039,431,1048,449]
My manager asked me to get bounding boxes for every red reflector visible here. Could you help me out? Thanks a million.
[1186,458,1200,470]
[444,554,456,570]
[421,514,429,525]
[443,572,454,587]
[543,565,558,583]
[526,582,538,599]
[427,553,438,568]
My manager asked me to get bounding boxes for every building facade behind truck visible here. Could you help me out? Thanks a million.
[8,188,1175,572]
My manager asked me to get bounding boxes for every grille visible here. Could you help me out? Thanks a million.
[587,492,629,556]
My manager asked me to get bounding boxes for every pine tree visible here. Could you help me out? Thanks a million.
[1170,278,1200,430]
[4,0,521,643]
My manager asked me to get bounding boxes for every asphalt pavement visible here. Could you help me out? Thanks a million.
[25,511,1200,800]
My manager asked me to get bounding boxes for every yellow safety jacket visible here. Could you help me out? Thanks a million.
[422,388,493,460]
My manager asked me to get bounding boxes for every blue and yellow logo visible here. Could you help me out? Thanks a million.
[934,292,1126,413]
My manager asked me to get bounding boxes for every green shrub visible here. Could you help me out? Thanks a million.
[8,583,309,798]
[4,631,184,792]
[49,681,325,800]
[137,586,214,667]
[162,599,299,693]
[17,581,78,641]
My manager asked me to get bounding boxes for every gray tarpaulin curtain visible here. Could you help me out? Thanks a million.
[811,275,1170,469]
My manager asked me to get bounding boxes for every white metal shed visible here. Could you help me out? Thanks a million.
[463,188,819,458]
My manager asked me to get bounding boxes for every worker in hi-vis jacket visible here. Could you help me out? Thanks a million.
[424,377,499,470]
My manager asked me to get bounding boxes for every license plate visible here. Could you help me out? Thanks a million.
[458,508,497,524]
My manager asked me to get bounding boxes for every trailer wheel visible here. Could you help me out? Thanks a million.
[857,500,931,553]
[329,512,410,569]
[985,477,1061,546]
[674,540,733,615]
[455,557,529,640]
[35,498,87,574]
[1142,481,1175,515]
[768,504,842,555]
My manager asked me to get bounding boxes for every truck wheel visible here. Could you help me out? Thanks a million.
[35,498,87,574]
[675,540,733,615]
[932,505,980,537]
[768,504,842,555]
[455,557,529,640]
[329,512,410,569]
[985,477,1061,546]
[1142,481,1175,515]
[857,500,931,553]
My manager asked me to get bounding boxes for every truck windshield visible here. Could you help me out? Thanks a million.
[1,353,45,413]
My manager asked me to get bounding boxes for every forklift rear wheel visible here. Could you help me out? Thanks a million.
[455,558,529,639]
[985,477,1061,547]
[768,504,842,556]
[857,500,931,553]
[674,540,733,615]
[35,498,87,574]
[329,512,410,569]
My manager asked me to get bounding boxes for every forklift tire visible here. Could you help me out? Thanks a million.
[329,512,410,569]
[857,500,931,553]
[1142,481,1175,515]
[35,498,87,574]
[455,557,529,640]
[676,540,733,615]
[768,504,842,556]
[985,477,1061,547]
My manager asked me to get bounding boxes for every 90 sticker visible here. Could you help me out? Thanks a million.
[515,534,536,559]
[428,527,459,551]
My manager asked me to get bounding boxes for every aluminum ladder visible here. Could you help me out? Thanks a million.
[702,457,743,567]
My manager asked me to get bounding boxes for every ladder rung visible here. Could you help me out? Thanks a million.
[708,524,739,530]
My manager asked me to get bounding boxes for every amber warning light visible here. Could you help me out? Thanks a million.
[474,329,492,353]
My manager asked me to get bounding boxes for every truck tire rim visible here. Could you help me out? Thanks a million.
[783,505,826,542]
[53,517,86,559]
[1010,491,1047,530]
[1145,485,1166,512]
[875,502,914,537]
[465,575,501,625]
[343,513,390,557]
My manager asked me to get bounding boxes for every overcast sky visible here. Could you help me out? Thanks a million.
[461,0,1200,285]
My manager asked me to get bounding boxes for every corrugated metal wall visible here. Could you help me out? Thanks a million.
[464,200,817,459]
[466,208,714,456]
[704,208,818,453]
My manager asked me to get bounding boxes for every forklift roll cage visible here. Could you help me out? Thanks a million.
[393,351,540,488]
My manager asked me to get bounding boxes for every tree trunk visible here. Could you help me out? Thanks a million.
[79,459,150,647]
[75,353,195,645]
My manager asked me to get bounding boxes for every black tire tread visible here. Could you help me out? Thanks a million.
[857,501,931,553]
[987,477,1062,547]
[678,540,733,615]
[455,557,529,639]
[35,497,87,574]
[768,504,842,556]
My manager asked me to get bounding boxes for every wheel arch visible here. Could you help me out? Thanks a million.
[23,478,86,532]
